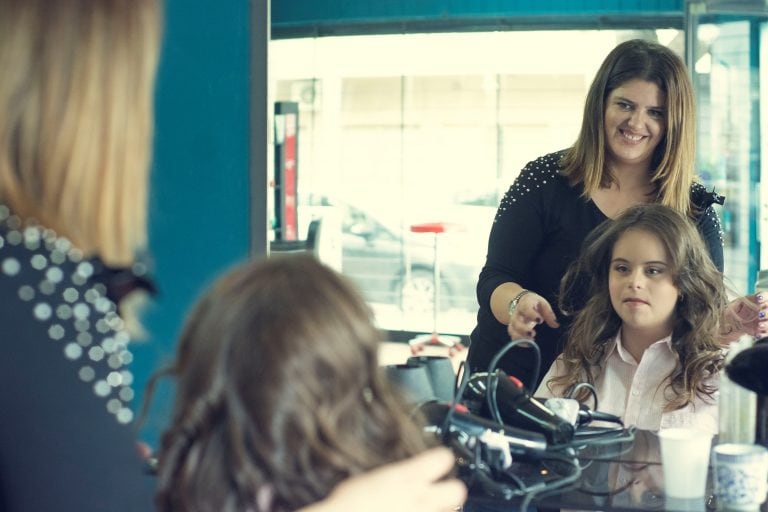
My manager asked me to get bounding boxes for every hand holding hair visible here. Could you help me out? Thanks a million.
[721,293,768,343]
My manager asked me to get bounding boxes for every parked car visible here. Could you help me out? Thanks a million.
[297,195,493,318]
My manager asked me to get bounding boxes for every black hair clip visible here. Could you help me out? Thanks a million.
[692,184,726,209]
[90,257,158,305]
[708,187,726,206]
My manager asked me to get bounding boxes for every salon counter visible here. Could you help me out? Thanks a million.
[463,429,767,512]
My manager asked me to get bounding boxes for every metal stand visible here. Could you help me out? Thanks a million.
[407,223,465,356]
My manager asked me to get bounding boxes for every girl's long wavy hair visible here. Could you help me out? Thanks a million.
[560,39,696,216]
[152,255,429,512]
[551,204,725,411]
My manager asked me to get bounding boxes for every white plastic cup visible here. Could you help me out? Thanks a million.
[713,443,768,510]
[658,428,713,498]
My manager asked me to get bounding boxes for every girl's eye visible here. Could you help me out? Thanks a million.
[617,101,632,110]
[646,267,663,276]
[613,264,629,273]
[648,109,664,119]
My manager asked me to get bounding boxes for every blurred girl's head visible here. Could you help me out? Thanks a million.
[155,255,428,512]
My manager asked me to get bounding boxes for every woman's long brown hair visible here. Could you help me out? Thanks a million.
[560,39,696,216]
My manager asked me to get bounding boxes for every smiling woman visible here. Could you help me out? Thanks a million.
[598,79,667,218]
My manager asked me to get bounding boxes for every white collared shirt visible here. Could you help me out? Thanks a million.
[535,333,719,434]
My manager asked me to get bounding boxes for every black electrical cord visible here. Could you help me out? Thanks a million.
[561,425,637,451]
[440,360,472,438]
[518,449,583,512]
[487,338,542,393]
[484,338,542,425]
[569,381,600,411]
[438,339,638,511]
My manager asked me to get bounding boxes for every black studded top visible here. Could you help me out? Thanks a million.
[467,151,725,390]
[0,205,154,511]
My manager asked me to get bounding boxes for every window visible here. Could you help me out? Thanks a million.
[269,30,684,337]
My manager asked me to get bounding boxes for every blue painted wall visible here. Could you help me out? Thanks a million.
[134,0,252,446]
[272,0,686,36]
[273,0,683,22]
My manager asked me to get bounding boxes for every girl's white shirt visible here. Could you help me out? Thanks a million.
[536,333,719,434]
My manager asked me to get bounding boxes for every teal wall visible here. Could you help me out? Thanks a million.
[272,0,686,37]
[134,0,252,445]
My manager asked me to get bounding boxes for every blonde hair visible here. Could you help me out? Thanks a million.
[0,0,161,266]
[561,39,696,216]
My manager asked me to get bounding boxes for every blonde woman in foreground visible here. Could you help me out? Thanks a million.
[0,0,464,510]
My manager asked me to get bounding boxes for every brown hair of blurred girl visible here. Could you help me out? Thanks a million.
[154,255,429,512]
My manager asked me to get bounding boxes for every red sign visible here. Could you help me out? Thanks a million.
[283,113,297,240]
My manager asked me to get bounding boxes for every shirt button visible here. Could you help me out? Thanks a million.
[632,390,640,396]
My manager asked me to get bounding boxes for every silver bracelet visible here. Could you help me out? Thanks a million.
[508,289,531,320]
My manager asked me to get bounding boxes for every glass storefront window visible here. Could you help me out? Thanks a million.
[688,10,768,292]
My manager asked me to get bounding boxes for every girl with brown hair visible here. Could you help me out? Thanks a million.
[153,255,465,512]
[536,204,726,433]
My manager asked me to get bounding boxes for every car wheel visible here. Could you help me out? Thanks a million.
[398,267,453,314]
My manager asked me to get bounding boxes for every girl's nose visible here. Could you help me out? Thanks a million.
[628,269,645,288]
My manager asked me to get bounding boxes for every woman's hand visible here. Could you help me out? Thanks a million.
[721,293,768,343]
[507,291,560,341]
[304,447,467,512]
